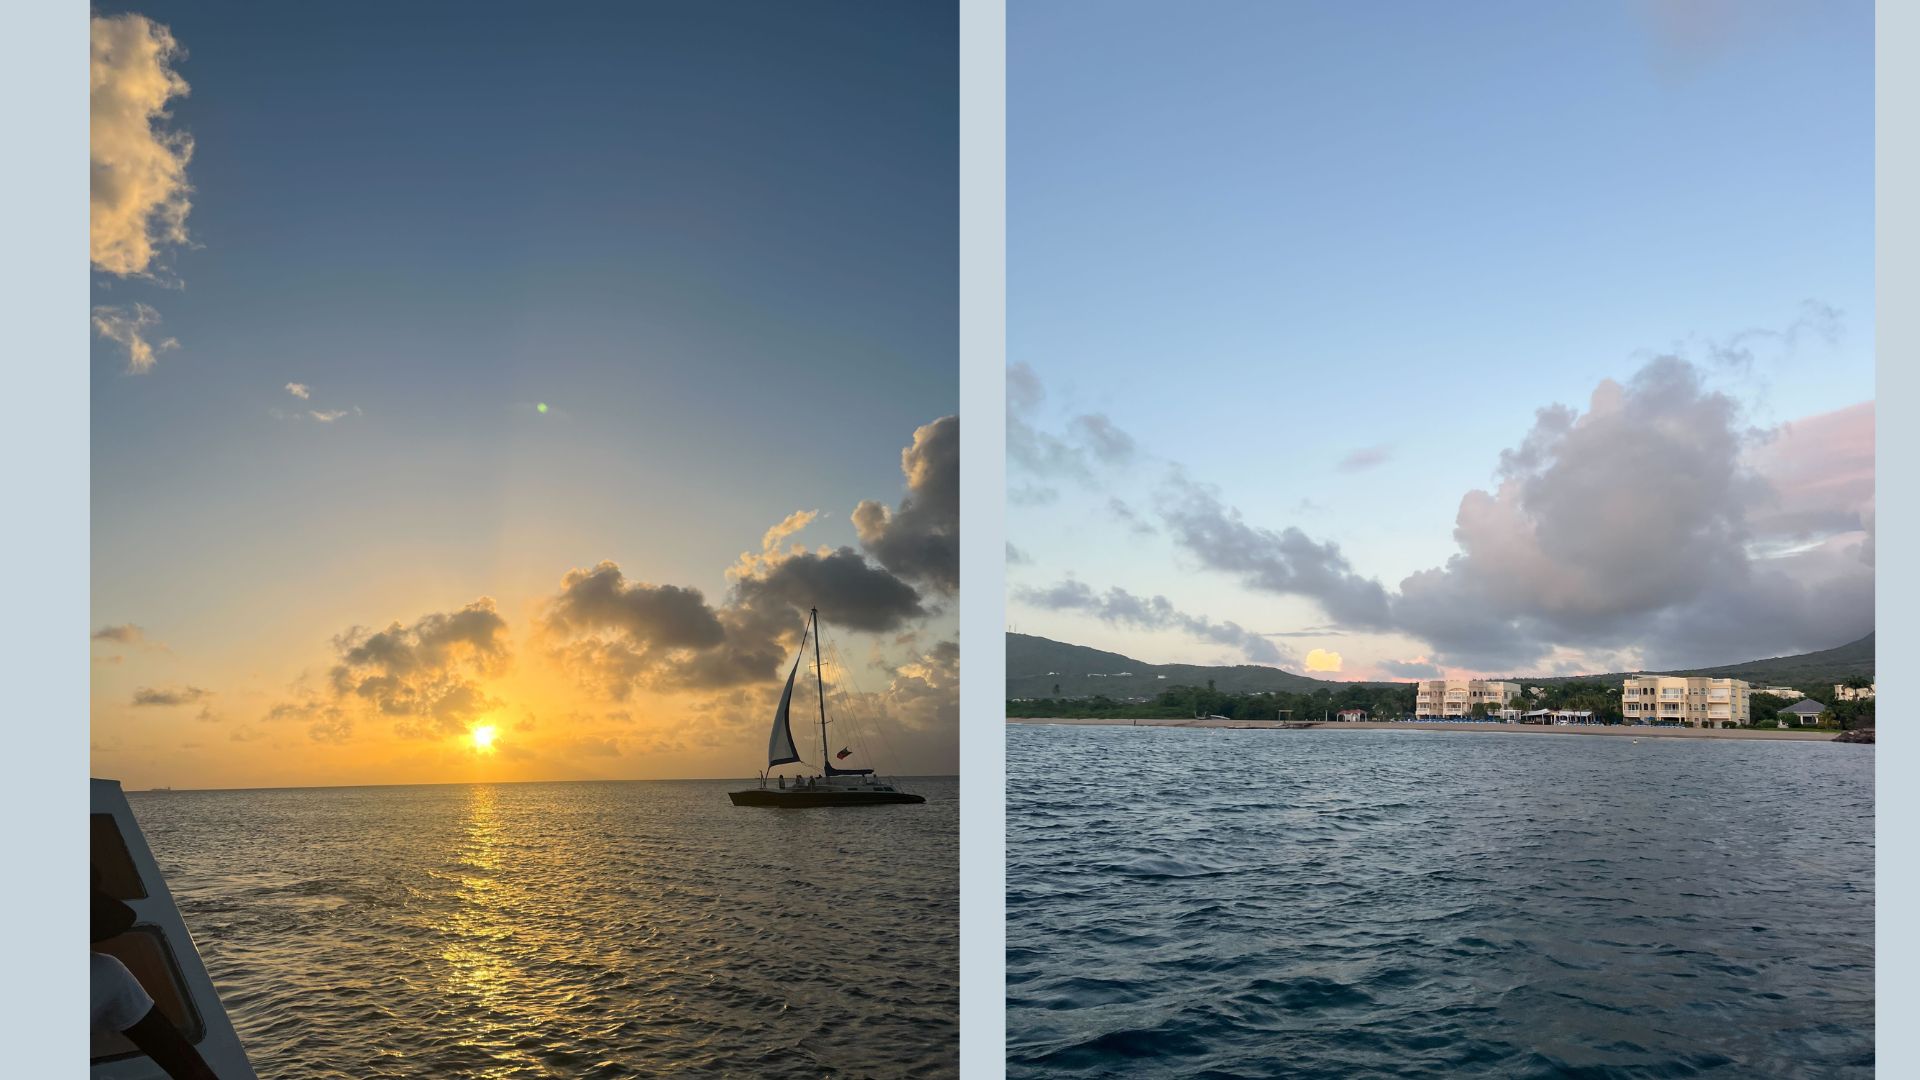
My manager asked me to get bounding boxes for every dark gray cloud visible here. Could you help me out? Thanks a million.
[1017,579,1289,666]
[268,598,511,742]
[1008,362,1045,413]
[1070,414,1137,465]
[1108,498,1155,535]
[1008,363,1140,484]
[1378,658,1443,679]
[1009,483,1060,506]
[1603,532,1873,669]
[539,562,778,697]
[853,415,958,592]
[545,562,727,650]
[541,419,949,701]
[652,601,797,693]
[1009,417,1089,482]
[1007,363,1083,480]
[131,685,209,707]
[328,598,512,737]
[1156,474,1394,631]
[1338,445,1392,472]
[1006,542,1031,566]
[735,547,927,633]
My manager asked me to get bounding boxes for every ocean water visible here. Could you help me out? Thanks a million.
[1006,725,1873,1079]
[130,778,957,1079]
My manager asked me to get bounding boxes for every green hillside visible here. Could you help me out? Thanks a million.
[1006,633,1373,700]
[1514,633,1875,690]
[1679,631,1874,685]
[1008,631,1875,700]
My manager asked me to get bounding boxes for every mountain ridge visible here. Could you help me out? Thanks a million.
[1006,631,1875,700]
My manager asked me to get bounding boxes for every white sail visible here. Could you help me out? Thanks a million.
[768,638,804,768]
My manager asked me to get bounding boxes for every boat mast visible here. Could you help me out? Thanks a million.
[812,607,828,771]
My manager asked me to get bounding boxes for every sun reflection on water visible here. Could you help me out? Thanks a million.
[140,780,959,1077]
[438,784,544,1075]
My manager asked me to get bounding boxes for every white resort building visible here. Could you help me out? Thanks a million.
[1621,675,1751,727]
[1834,683,1876,701]
[1414,679,1520,719]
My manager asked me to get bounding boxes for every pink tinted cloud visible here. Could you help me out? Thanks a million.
[1749,401,1873,541]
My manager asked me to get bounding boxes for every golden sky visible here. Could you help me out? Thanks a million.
[89,9,959,789]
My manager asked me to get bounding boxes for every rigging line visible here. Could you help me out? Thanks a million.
[812,607,828,769]
[833,640,909,772]
[816,635,887,777]
[817,635,889,775]
[818,639,869,759]
[830,660,887,772]
[821,637,905,777]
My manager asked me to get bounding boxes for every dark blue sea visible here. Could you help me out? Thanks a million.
[1006,724,1872,1079]
[131,778,957,1079]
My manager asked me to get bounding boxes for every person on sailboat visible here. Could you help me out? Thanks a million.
[92,867,221,1079]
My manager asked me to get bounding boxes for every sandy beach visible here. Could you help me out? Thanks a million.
[1006,717,1846,741]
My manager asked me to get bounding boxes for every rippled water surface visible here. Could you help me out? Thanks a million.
[1006,726,1872,1079]
[132,778,956,1079]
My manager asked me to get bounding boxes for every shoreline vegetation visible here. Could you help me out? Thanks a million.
[1005,635,1876,733]
[1005,675,1875,732]
[1006,717,1858,741]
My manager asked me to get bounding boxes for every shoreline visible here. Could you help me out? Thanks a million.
[1006,717,1847,741]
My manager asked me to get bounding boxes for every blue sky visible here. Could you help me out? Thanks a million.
[90,2,958,786]
[1009,0,1874,678]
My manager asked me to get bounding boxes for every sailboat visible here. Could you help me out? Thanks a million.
[729,608,925,807]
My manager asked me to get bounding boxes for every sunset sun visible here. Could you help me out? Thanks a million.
[470,724,497,752]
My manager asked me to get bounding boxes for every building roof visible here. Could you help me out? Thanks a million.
[1782,699,1827,716]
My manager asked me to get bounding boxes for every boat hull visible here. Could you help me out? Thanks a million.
[728,788,925,807]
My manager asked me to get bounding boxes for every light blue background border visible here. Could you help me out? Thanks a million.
[7,2,1908,1076]
[1,0,85,1071]
[959,0,1008,1075]
[1876,0,1911,1069]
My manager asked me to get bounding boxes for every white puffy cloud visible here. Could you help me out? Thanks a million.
[1393,357,1871,668]
[91,303,176,374]
[91,14,193,278]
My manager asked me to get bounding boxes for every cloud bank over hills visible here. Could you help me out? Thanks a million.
[1008,317,1873,676]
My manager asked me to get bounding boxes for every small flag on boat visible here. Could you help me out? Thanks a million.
[836,747,852,760]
